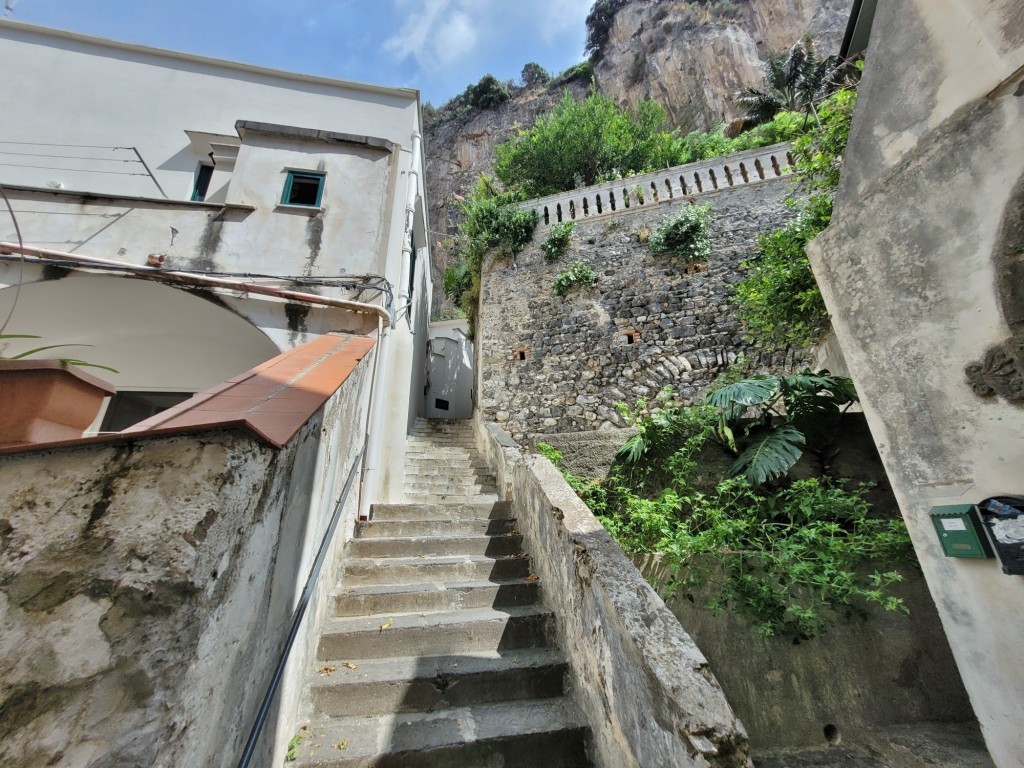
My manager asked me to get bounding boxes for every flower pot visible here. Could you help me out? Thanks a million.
[0,360,116,446]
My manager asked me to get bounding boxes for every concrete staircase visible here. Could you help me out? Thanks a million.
[294,418,592,767]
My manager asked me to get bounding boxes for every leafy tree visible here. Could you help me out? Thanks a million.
[735,36,842,126]
[469,74,511,110]
[521,62,551,88]
[494,91,680,197]
[585,0,629,60]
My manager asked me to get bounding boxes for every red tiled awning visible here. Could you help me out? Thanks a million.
[123,333,375,447]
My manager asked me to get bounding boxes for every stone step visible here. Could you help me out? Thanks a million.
[404,447,478,457]
[403,474,496,488]
[370,501,513,521]
[293,698,590,768]
[310,648,567,717]
[409,420,475,432]
[404,448,477,459]
[403,482,498,497]
[317,605,554,659]
[332,577,540,616]
[403,493,502,504]
[356,517,519,539]
[403,461,490,473]
[342,554,532,586]
[348,534,523,559]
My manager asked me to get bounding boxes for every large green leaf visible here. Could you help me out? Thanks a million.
[708,375,781,419]
[780,370,857,438]
[730,425,805,486]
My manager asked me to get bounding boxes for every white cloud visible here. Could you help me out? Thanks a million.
[526,0,592,44]
[385,0,478,74]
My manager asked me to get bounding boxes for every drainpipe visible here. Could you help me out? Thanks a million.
[357,131,421,521]
[395,130,421,324]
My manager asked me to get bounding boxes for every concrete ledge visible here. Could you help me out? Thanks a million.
[475,419,752,768]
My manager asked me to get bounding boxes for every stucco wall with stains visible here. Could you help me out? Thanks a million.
[0,349,373,767]
[807,2,1024,765]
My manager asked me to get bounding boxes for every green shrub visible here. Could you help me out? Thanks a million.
[542,221,575,261]
[553,60,595,87]
[734,89,858,347]
[581,385,913,639]
[710,0,741,18]
[553,260,598,296]
[734,194,832,346]
[494,91,680,197]
[444,176,539,336]
[649,203,713,262]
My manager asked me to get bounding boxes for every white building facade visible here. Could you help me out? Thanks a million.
[0,20,434,767]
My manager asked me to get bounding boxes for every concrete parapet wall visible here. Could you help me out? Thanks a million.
[524,143,795,230]
[0,352,373,767]
[474,419,752,768]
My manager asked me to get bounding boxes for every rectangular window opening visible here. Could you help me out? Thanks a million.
[100,391,194,432]
[625,333,636,345]
[434,398,450,411]
[282,171,325,207]
[191,164,214,202]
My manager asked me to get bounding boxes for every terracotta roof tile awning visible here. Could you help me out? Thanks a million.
[124,333,375,448]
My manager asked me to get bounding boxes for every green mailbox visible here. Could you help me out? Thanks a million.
[930,505,994,559]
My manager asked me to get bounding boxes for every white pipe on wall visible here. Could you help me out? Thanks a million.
[356,130,421,521]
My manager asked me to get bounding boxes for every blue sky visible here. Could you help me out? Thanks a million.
[4,0,594,105]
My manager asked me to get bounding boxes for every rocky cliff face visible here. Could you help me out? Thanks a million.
[596,0,853,131]
[424,81,588,313]
[424,0,852,314]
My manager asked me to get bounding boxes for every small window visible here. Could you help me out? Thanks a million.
[434,398,450,411]
[191,164,214,202]
[282,171,325,207]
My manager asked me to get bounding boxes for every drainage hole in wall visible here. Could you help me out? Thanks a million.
[823,724,841,745]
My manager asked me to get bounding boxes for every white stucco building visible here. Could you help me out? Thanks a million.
[0,20,444,767]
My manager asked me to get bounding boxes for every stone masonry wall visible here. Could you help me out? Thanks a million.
[478,177,808,442]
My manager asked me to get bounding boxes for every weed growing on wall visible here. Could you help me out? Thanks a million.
[541,221,575,261]
[649,203,713,263]
[553,260,598,297]
[442,175,538,336]
[735,88,858,347]
[544,370,912,640]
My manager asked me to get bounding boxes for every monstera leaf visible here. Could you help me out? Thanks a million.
[730,425,806,486]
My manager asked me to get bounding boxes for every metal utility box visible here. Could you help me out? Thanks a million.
[930,505,994,559]
[977,497,1024,575]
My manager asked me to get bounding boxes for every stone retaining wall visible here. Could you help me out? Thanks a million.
[478,177,808,442]
[474,419,752,768]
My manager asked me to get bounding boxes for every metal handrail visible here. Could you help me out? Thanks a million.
[235,447,364,768]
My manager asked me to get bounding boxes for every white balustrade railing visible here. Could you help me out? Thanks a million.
[524,142,795,228]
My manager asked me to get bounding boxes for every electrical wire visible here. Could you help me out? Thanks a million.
[0,252,394,307]
[0,182,25,335]
[0,141,137,150]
